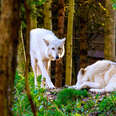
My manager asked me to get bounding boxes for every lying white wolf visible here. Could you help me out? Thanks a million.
[70,60,116,93]
[30,28,65,88]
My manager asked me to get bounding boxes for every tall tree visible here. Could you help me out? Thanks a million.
[78,1,88,68]
[65,0,74,85]
[0,0,21,115]
[24,1,37,116]
[55,0,65,87]
[30,0,37,29]
[17,25,26,74]
[104,0,115,60]
[79,23,88,68]
[43,0,52,29]
[43,0,52,81]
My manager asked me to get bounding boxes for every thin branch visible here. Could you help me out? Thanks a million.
[20,25,26,63]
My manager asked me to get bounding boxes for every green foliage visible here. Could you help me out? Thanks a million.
[20,0,45,30]
[56,88,88,105]
[13,72,116,115]
[112,3,116,9]
[112,0,116,2]
[13,72,45,115]
[111,0,116,9]
[97,94,116,115]
[32,0,46,6]
[55,88,89,114]
[13,72,65,116]
[13,72,33,115]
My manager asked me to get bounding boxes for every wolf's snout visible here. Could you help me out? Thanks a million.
[56,55,59,59]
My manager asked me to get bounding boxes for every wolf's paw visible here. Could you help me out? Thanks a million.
[68,85,76,88]
[68,85,80,90]
[89,88,105,94]
[46,83,55,89]
[48,85,55,89]
[41,83,55,89]
[75,86,81,90]
[89,89,96,93]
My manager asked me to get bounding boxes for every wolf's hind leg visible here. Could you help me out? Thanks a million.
[79,81,101,89]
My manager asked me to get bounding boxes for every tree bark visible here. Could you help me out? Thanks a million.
[79,24,88,68]
[30,0,37,29]
[57,0,65,37]
[43,0,52,30]
[24,1,37,116]
[0,0,20,115]
[65,0,74,85]
[55,0,65,87]
[17,25,26,74]
[104,0,115,61]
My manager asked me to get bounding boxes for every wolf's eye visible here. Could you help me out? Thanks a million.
[58,47,62,50]
[52,47,55,50]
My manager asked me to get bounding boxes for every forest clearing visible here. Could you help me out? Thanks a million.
[1,0,116,115]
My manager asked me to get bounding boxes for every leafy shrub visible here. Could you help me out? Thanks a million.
[97,94,116,115]
[13,72,116,116]
[55,88,89,114]
[56,88,88,105]
[13,72,33,115]
[13,72,65,116]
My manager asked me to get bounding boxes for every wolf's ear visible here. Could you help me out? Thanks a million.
[61,38,66,44]
[43,39,49,46]
[80,68,86,75]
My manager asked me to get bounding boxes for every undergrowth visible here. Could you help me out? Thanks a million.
[13,72,116,116]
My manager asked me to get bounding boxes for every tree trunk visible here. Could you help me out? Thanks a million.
[0,0,20,115]
[43,0,52,30]
[43,0,52,81]
[104,0,115,61]
[57,0,65,37]
[55,0,65,87]
[24,1,37,116]
[79,24,88,68]
[30,0,37,29]
[17,26,26,74]
[65,0,74,85]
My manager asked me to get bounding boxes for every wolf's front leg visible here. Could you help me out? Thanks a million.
[38,60,55,89]
[68,82,81,89]
[30,56,38,87]
[78,81,101,90]
[68,85,80,89]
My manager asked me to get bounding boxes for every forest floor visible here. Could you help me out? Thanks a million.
[45,88,63,101]
[14,72,116,116]
[45,88,114,116]
[45,87,111,101]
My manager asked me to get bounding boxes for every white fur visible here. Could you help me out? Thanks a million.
[30,28,65,88]
[70,60,116,93]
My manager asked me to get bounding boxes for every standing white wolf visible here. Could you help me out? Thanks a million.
[30,28,66,88]
[70,60,116,93]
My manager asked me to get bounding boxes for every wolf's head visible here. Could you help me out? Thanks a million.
[44,38,66,61]
[76,68,88,86]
